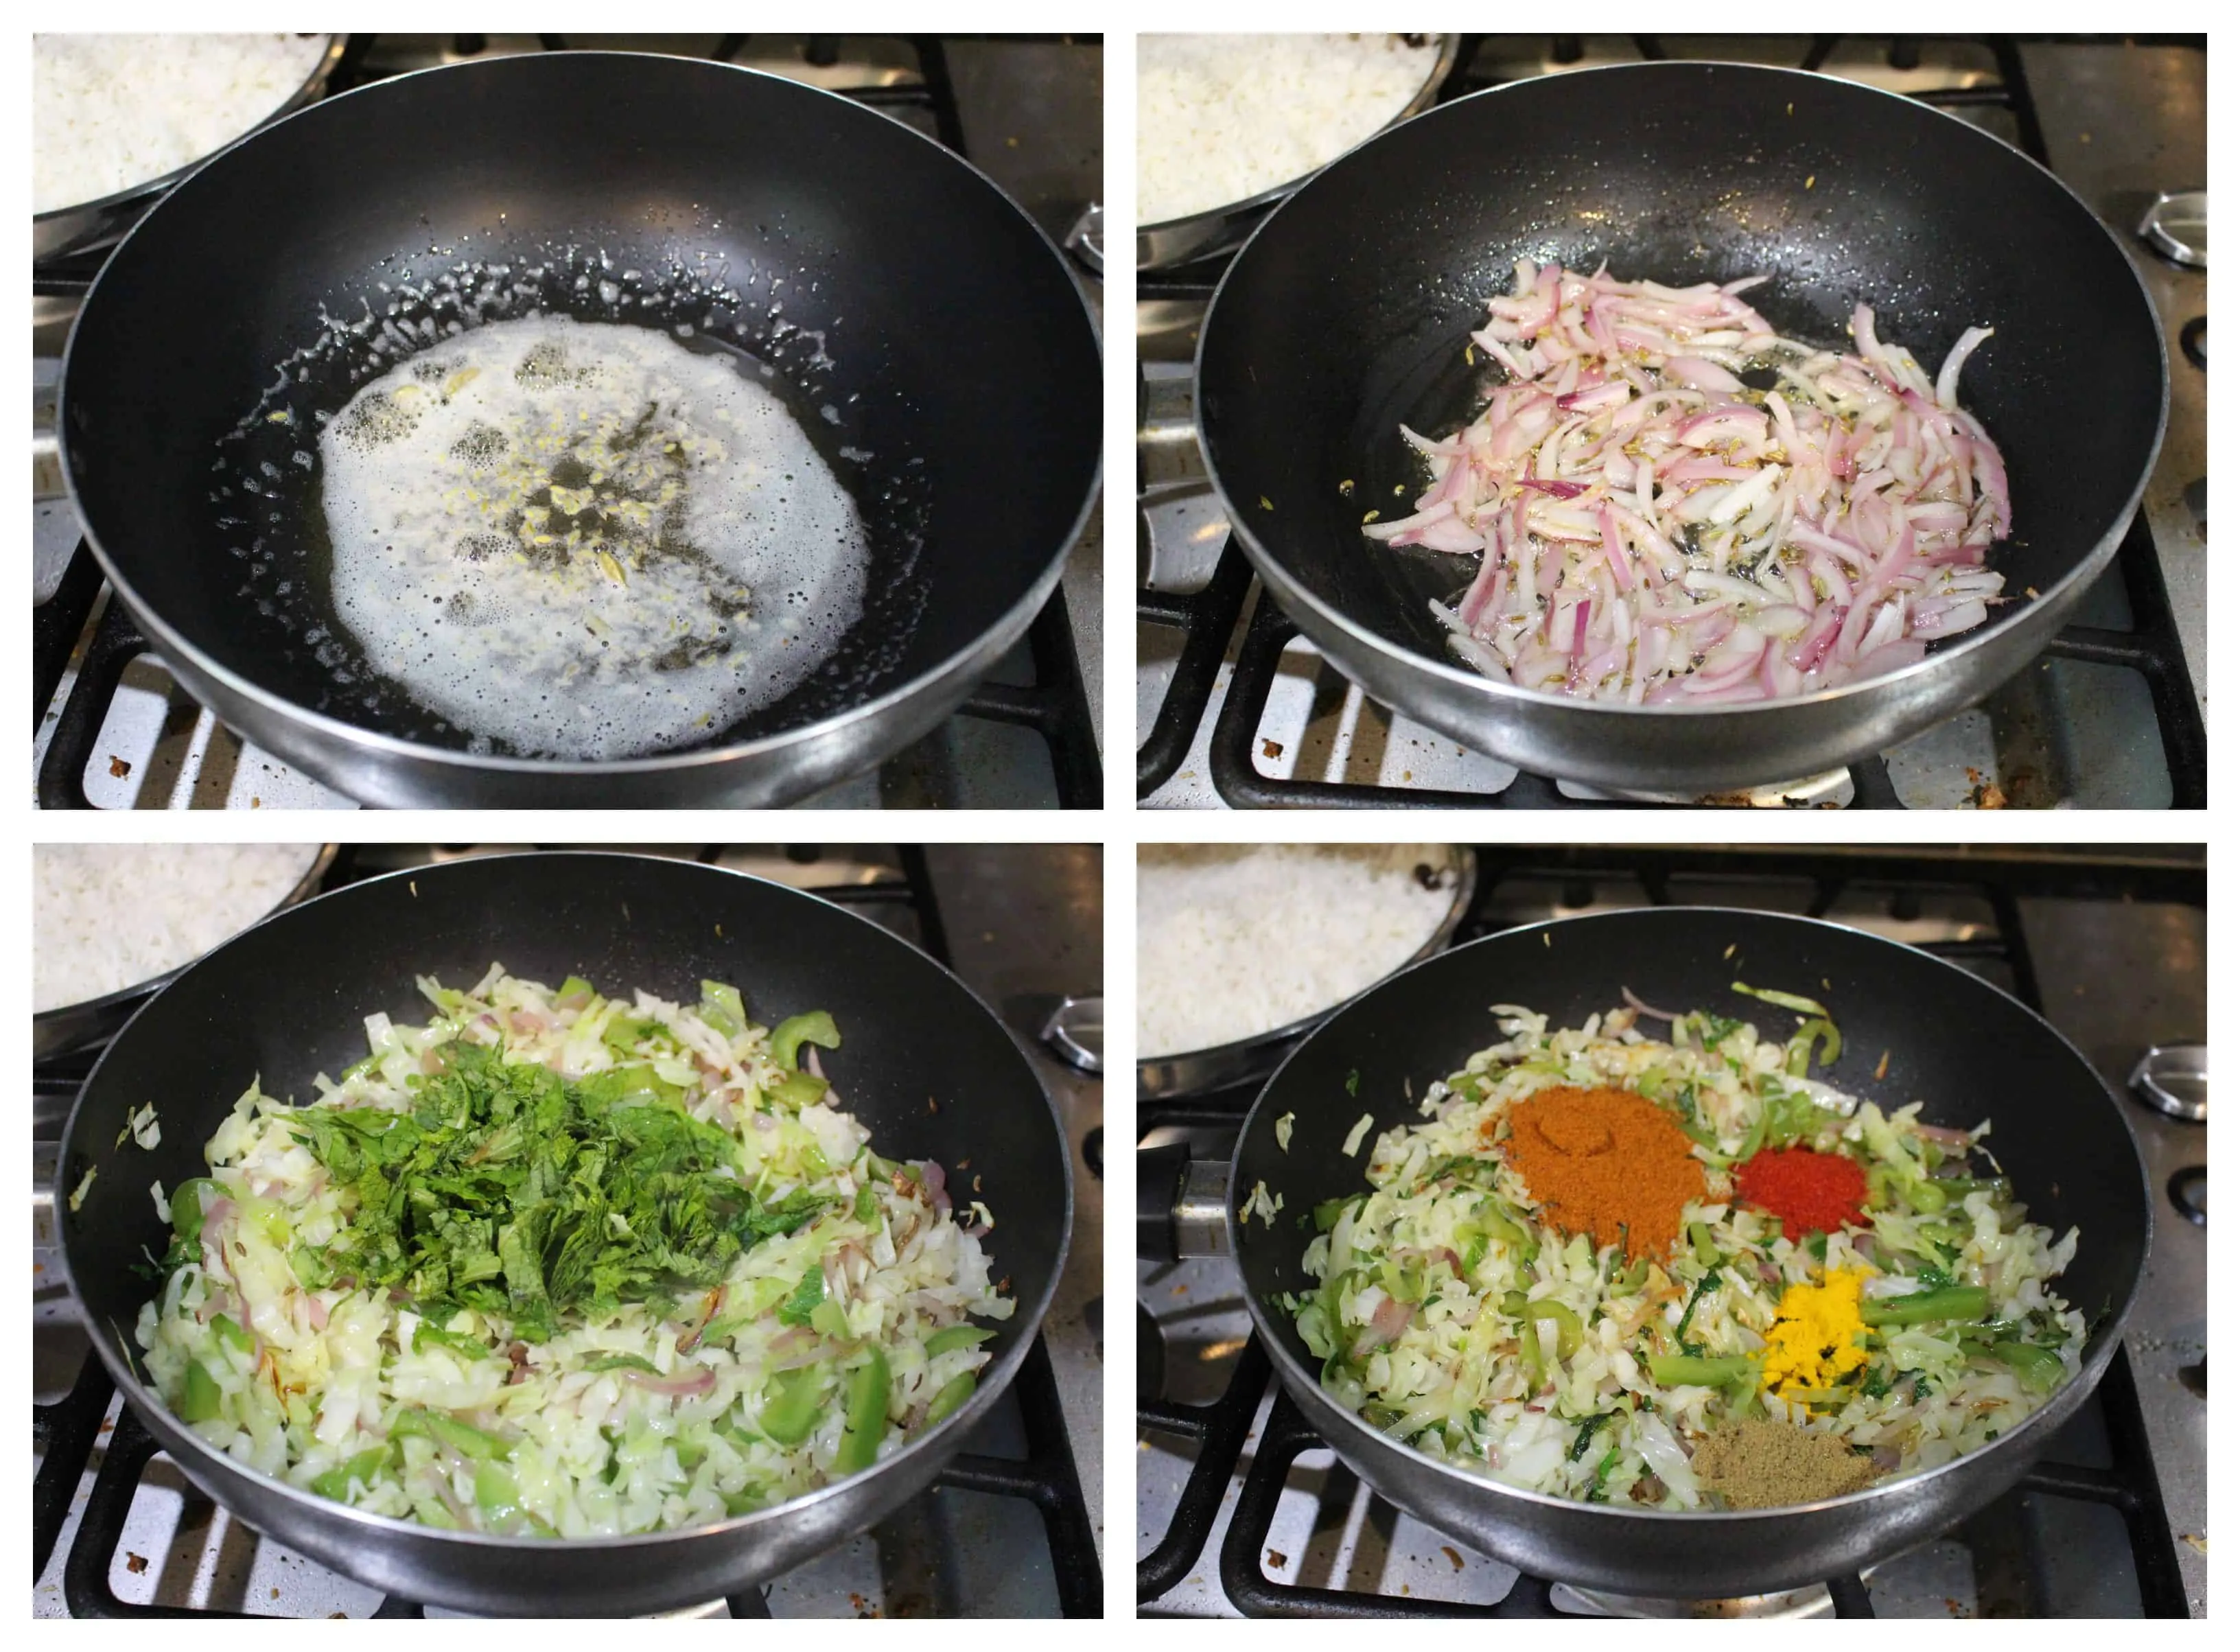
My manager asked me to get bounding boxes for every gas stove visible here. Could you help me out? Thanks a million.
[1138,36,2205,808]
[34,34,1104,809]
[1136,846,2205,1616]
[34,844,1104,1616]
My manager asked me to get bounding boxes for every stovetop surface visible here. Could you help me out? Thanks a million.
[35,844,1105,1616]
[1136,848,2205,1616]
[34,34,1104,811]
[1137,36,2205,809]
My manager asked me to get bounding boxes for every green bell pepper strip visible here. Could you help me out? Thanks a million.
[211,1312,255,1358]
[1648,1353,1757,1387]
[698,981,748,1038]
[557,975,597,1007]
[1991,1342,2066,1394]
[1688,1222,1720,1268]
[834,1347,891,1474]
[771,1011,841,1071]
[170,1178,219,1250]
[926,1325,994,1358]
[417,1411,509,1460]
[311,1445,391,1501]
[1524,1299,1585,1359]
[1903,1179,1950,1213]
[1933,1177,2012,1198]
[1860,1285,1990,1327]
[759,1366,826,1446]
[769,1071,829,1110]
[1731,982,1833,1019]
[1786,1018,1843,1074]
[474,1460,522,1525]
[1478,1202,1539,1263]
[179,1360,223,1423]
[924,1371,977,1428]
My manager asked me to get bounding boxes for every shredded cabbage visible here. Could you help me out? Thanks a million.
[1294,997,2085,1509]
[136,966,1012,1537]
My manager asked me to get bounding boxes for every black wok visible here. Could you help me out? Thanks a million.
[1198,62,2167,791]
[60,53,1101,808]
[1224,907,2148,1598]
[56,853,1072,1615]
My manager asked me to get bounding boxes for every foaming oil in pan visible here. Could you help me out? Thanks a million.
[211,240,932,760]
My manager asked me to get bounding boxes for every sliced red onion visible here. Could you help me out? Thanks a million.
[1370,264,2011,703]
[1620,986,1681,1021]
[625,1364,718,1399]
[1351,1292,1415,1360]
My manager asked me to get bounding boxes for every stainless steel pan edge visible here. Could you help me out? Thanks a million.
[1136,34,1461,270]
[1136,845,1477,1102]
[1220,908,2151,1598]
[1224,504,2146,793]
[91,541,1076,808]
[57,854,1076,1614]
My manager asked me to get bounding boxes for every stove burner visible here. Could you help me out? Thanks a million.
[2131,1044,2208,1121]
[2140,189,2208,268]
[2167,1166,2206,1225]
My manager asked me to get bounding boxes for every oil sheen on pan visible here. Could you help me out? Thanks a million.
[315,314,868,761]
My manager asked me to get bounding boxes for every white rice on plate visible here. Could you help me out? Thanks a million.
[1137,34,1441,225]
[34,34,330,215]
[1138,844,1458,1058]
[34,844,322,1012]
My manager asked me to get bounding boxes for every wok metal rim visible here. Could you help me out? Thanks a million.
[58,50,1103,782]
[1224,904,2151,1528]
[56,850,1075,1558]
[1193,58,2171,723]
[32,33,347,235]
[1135,845,1478,1101]
[1135,33,1460,266]
[32,844,339,1054]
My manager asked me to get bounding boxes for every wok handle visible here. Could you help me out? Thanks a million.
[1137,1141,1232,1262]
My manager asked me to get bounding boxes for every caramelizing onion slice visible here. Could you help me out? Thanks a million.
[1364,261,2011,704]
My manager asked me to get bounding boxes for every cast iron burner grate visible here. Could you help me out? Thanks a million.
[1136,36,2206,808]
[36,847,1101,1616]
[34,34,1099,811]
[1136,848,2197,1616]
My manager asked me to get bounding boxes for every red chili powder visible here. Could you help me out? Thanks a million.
[1734,1148,1868,1241]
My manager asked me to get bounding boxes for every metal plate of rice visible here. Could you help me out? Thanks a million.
[1137,844,1475,1100]
[34,844,337,1057]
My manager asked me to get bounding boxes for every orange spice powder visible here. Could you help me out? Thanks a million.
[1500,1084,1705,1261]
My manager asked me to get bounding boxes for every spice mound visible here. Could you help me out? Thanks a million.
[1736,1146,1867,1242]
[1501,1084,1705,1261]
[1692,1420,1878,1510]
[1762,1268,1871,1397]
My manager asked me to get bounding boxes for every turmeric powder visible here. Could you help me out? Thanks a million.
[1760,1268,1871,1395]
